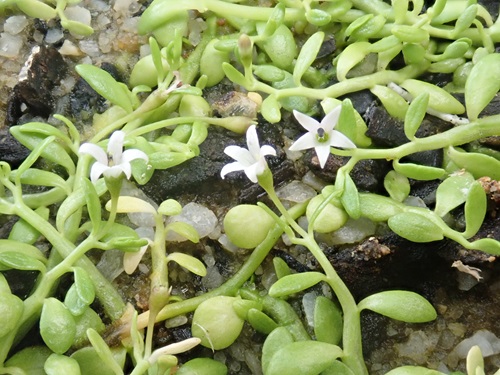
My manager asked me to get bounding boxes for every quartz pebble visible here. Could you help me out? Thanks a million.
[166,202,217,242]
[4,16,29,35]
[0,33,23,58]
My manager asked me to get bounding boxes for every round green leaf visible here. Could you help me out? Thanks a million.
[262,327,295,374]
[177,358,228,375]
[266,341,343,375]
[384,171,410,203]
[0,291,24,338]
[314,296,343,345]
[306,194,349,234]
[191,296,244,350]
[44,354,81,375]
[224,204,275,249]
[388,212,444,242]
[358,290,437,323]
[269,272,325,298]
[5,346,52,375]
[261,95,282,124]
[434,172,475,217]
[40,298,76,354]
[385,366,446,374]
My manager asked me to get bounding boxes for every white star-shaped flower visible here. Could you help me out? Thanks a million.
[220,125,276,183]
[289,107,356,168]
[79,131,148,182]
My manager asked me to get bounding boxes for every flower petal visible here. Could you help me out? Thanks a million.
[79,143,108,164]
[320,106,342,132]
[329,130,357,149]
[288,132,317,151]
[224,145,254,167]
[90,162,108,182]
[244,162,260,183]
[246,125,262,158]
[314,143,332,168]
[122,149,149,163]
[220,161,245,179]
[108,131,125,164]
[260,144,277,157]
[293,110,320,133]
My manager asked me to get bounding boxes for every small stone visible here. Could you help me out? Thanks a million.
[0,33,23,58]
[79,40,101,57]
[4,16,29,35]
[45,28,64,44]
[166,203,217,242]
[276,180,317,204]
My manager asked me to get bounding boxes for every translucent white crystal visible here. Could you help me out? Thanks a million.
[45,28,64,44]
[276,180,317,203]
[0,33,23,58]
[166,202,217,242]
[453,330,500,359]
[4,16,29,35]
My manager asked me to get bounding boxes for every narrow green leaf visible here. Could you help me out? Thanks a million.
[41,298,76,354]
[71,346,126,375]
[463,181,486,238]
[262,3,285,36]
[336,42,371,81]
[268,272,325,298]
[434,172,475,217]
[73,267,96,306]
[107,196,156,214]
[387,212,444,242]
[14,168,69,193]
[149,37,164,84]
[404,92,429,140]
[87,328,124,374]
[465,53,500,120]
[400,79,465,114]
[293,31,324,86]
[166,252,206,276]
[336,99,357,144]
[266,341,343,375]
[358,290,437,322]
[393,160,446,180]
[0,240,47,263]
[15,122,72,146]
[359,193,404,222]
[9,207,48,245]
[247,308,278,334]
[17,0,57,20]
[253,65,286,82]
[322,361,356,375]
[222,62,249,87]
[0,251,46,272]
[83,179,101,234]
[273,257,291,279]
[446,146,500,179]
[392,25,429,44]
[370,85,409,120]
[454,4,478,34]
[75,64,133,113]
[341,173,361,219]
[314,296,343,345]
[469,238,500,255]
[165,221,200,243]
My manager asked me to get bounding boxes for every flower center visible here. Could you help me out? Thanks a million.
[317,127,328,142]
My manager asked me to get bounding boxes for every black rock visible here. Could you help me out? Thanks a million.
[6,45,67,126]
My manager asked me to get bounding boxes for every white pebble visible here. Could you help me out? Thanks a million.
[0,33,23,58]
[45,28,64,44]
[79,40,101,57]
[64,6,92,26]
[453,330,500,359]
[4,16,29,35]
[166,203,217,242]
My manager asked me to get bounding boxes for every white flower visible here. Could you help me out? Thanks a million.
[79,131,148,182]
[289,107,356,168]
[220,125,276,183]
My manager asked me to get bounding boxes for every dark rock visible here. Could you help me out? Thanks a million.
[316,38,336,60]
[6,45,67,125]
[339,89,376,116]
[365,104,453,168]
[0,126,30,167]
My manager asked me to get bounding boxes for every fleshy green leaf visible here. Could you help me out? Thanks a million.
[165,221,200,243]
[358,290,437,322]
[400,79,465,114]
[266,341,343,375]
[314,296,343,345]
[71,346,127,375]
[83,179,101,234]
[13,168,69,193]
[463,181,487,238]
[336,42,371,81]
[273,257,291,279]
[341,173,361,219]
[166,252,206,276]
[44,354,81,375]
[75,64,134,113]
[0,251,46,272]
[64,284,88,316]
[404,92,429,140]
[391,25,429,44]
[269,272,325,298]
[158,199,182,216]
[388,212,444,242]
[5,346,52,375]
[434,172,475,217]
[293,31,324,86]
[384,171,410,203]
[247,308,278,334]
[73,267,96,306]
[222,62,249,87]
[17,0,57,20]
[385,366,446,375]
[469,238,500,255]
[446,146,500,179]
[107,196,156,214]
[0,291,24,338]
[467,346,484,375]
[40,298,76,354]
[465,53,500,120]
[177,358,228,375]
[322,360,356,375]
[454,4,478,34]
[393,160,446,180]
[370,85,409,120]
[261,95,282,123]
[262,327,295,375]
[86,328,125,374]
[358,193,404,222]
[8,207,49,245]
